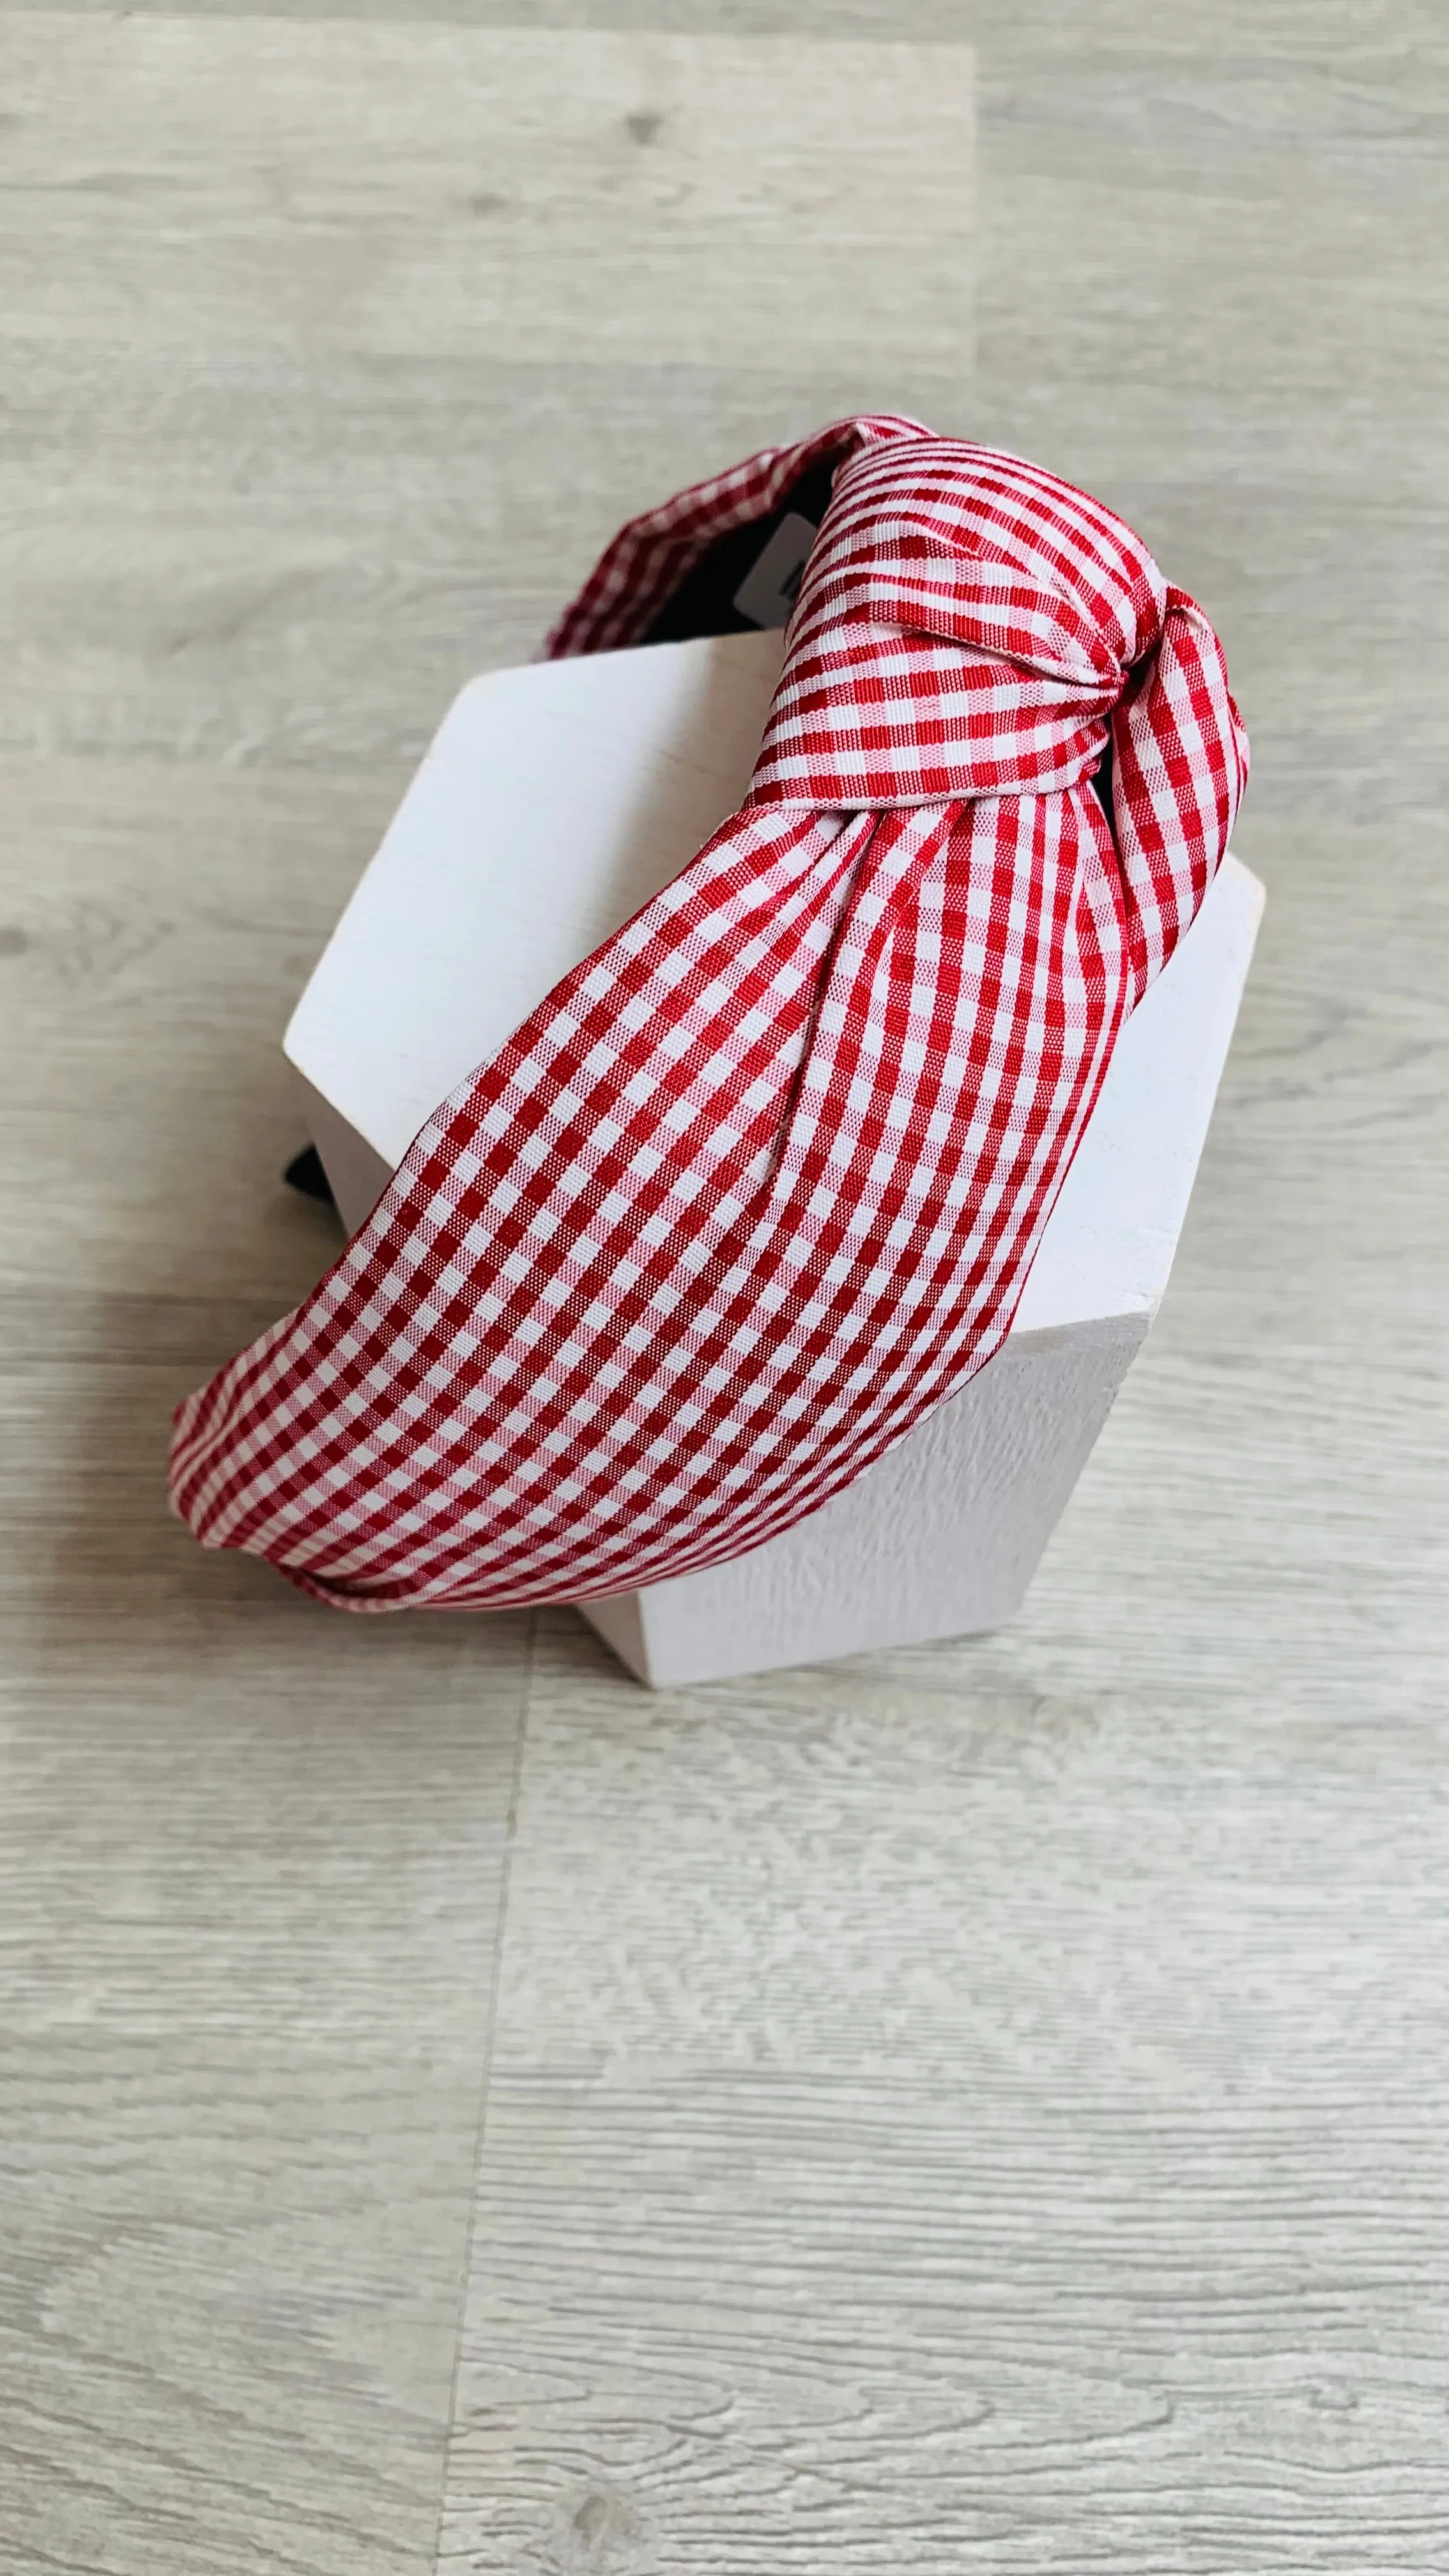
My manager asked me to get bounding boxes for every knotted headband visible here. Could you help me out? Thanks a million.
[170,418,1248,1612]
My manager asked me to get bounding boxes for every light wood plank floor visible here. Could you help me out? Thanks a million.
[2,8,1446,2573]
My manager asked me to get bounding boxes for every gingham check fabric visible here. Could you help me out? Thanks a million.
[170,420,1248,1612]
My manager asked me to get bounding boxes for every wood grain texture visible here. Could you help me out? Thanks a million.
[0,744,537,2576]
[2,4,1446,2572]
[0,21,972,368]
[0,760,531,2576]
[442,1612,1449,2572]
[0,1594,530,2576]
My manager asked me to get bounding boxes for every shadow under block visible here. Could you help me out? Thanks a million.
[287,629,1262,1683]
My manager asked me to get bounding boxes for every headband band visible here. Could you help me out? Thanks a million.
[170,417,1247,1613]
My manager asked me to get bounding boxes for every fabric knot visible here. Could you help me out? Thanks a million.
[749,436,1166,809]
[745,434,1248,1008]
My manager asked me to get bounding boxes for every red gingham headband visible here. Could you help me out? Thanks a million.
[169,417,1248,1613]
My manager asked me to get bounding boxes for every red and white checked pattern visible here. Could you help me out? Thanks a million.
[170,421,1247,1613]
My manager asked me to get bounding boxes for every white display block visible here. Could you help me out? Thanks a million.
[286,631,1262,1686]
[288,632,790,1232]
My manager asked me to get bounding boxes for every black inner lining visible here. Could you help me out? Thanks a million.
[641,458,839,645]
